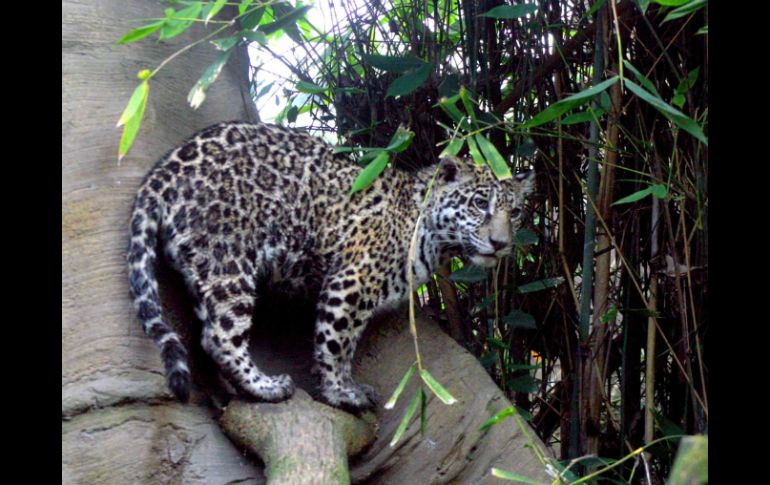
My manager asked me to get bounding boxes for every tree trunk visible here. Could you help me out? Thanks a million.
[62,2,555,483]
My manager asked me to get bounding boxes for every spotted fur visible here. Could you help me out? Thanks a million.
[127,121,535,410]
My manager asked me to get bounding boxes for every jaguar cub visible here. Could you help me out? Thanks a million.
[127,121,534,411]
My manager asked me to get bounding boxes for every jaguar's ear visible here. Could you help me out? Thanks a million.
[438,155,473,184]
[514,169,536,196]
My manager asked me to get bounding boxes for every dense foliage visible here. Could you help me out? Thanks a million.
[119,0,708,482]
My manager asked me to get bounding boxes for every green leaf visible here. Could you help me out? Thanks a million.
[117,81,149,127]
[508,375,538,393]
[516,137,536,158]
[612,186,655,205]
[420,368,457,405]
[517,277,564,294]
[187,48,234,110]
[522,76,619,128]
[667,435,708,485]
[241,6,265,31]
[663,0,708,23]
[385,126,415,153]
[438,94,465,124]
[651,184,668,198]
[479,406,515,432]
[459,86,478,125]
[438,74,460,97]
[296,80,327,94]
[419,388,427,435]
[486,337,509,351]
[449,264,488,282]
[361,53,425,73]
[286,106,298,123]
[623,61,660,97]
[696,25,708,35]
[474,134,512,180]
[490,468,548,484]
[351,151,389,193]
[652,0,691,5]
[465,135,485,167]
[561,109,604,125]
[440,138,464,157]
[503,310,536,329]
[204,0,228,24]
[159,2,203,41]
[387,62,433,97]
[384,362,416,410]
[389,390,421,447]
[624,79,708,145]
[238,0,253,15]
[118,81,149,161]
[211,36,239,51]
[137,69,152,81]
[513,228,538,246]
[117,21,164,44]
[479,4,538,19]
[259,5,312,35]
[672,93,686,109]
[242,30,268,45]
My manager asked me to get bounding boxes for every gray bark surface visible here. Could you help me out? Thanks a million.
[62,2,555,484]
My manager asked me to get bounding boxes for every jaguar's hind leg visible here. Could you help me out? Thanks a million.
[197,276,295,402]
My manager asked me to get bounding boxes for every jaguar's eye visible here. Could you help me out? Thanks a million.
[473,196,489,211]
[511,208,522,219]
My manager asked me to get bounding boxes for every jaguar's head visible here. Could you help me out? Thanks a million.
[428,155,535,268]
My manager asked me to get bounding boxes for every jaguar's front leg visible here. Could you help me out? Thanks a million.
[314,271,377,411]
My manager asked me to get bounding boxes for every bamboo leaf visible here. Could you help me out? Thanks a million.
[513,228,538,246]
[479,4,538,19]
[187,48,234,110]
[420,369,457,405]
[296,80,327,94]
[203,0,228,24]
[625,79,708,145]
[242,30,268,45]
[259,5,312,35]
[491,468,548,484]
[118,81,149,161]
[662,0,708,23]
[351,151,389,193]
[450,264,488,282]
[116,21,164,44]
[361,53,425,73]
[117,80,149,127]
[652,0,691,5]
[465,134,485,166]
[474,134,512,180]
[440,137,464,157]
[384,362,416,410]
[508,375,538,393]
[385,126,415,153]
[522,76,619,128]
[517,277,564,294]
[241,6,265,30]
[159,2,203,41]
[479,406,515,432]
[503,310,536,329]
[623,60,660,97]
[389,390,421,447]
[387,62,433,97]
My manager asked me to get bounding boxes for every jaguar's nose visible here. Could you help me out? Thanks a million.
[489,238,508,251]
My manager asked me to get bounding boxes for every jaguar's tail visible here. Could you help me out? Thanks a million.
[127,190,191,402]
